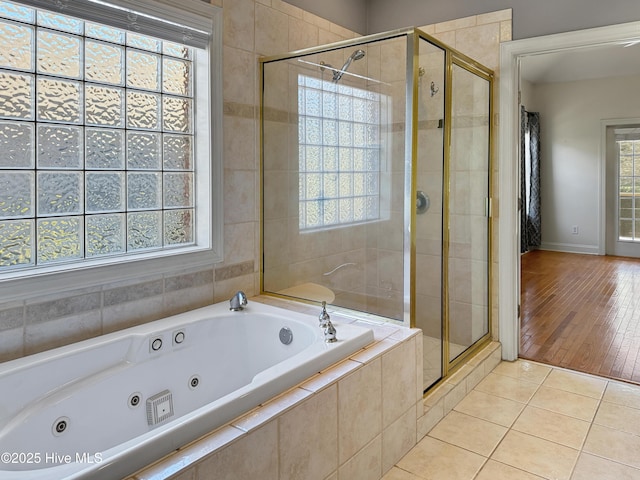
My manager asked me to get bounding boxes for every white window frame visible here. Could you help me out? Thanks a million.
[0,0,223,302]
[617,137,640,242]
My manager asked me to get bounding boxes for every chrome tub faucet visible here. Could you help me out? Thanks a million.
[318,301,337,343]
[229,291,248,311]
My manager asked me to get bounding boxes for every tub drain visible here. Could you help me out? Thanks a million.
[279,327,293,345]
[52,416,70,437]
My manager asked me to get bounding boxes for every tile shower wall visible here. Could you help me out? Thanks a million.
[0,0,360,363]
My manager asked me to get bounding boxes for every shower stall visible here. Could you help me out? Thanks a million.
[260,28,493,391]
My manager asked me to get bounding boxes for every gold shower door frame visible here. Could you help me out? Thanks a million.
[260,28,495,391]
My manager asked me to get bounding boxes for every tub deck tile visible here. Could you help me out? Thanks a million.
[301,358,363,393]
[232,386,313,432]
[131,425,245,480]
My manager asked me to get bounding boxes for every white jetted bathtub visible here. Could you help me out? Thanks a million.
[0,299,374,480]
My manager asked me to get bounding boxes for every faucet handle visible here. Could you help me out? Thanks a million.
[319,301,330,328]
[323,319,337,343]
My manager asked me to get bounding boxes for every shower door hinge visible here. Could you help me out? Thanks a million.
[485,198,493,218]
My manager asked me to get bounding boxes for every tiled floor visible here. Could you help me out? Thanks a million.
[385,359,640,480]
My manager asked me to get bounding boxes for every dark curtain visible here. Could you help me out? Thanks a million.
[520,106,541,253]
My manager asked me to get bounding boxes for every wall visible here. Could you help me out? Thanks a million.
[284,0,640,40]
[526,74,640,254]
[0,0,360,363]
[282,0,367,34]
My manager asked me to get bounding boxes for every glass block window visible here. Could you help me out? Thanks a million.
[618,139,640,241]
[298,74,381,230]
[0,0,209,271]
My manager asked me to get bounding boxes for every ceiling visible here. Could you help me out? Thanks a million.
[519,40,640,84]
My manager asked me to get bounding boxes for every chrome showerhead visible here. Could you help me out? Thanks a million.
[332,49,366,83]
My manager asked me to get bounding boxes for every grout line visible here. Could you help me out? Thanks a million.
[408,360,640,480]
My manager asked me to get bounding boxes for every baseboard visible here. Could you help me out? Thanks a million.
[539,242,600,255]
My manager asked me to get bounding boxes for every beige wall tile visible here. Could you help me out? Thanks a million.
[271,0,303,19]
[443,380,467,413]
[223,0,255,51]
[455,23,501,70]
[213,273,257,303]
[232,387,311,432]
[500,21,512,42]
[223,222,257,265]
[25,311,102,356]
[338,436,382,480]
[382,339,417,427]
[195,421,278,480]
[163,284,214,317]
[318,28,345,46]
[330,22,359,38]
[223,170,257,224]
[338,358,382,464]
[102,295,166,334]
[135,425,244,479]
[435,16,477,33]
[255,4,289,56]
[303,359,363,393]
[302,10,331,31]
[223,115,257,171]
[223,46,256,105]
[288,15,318,51]
[279,384,338,480]
[417,399,444,439]
[382,403,418,474]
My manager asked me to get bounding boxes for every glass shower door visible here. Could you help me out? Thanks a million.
[415,37,445,389]
[448,61,492,363]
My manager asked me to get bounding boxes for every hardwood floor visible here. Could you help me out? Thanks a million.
[520,250,640,384]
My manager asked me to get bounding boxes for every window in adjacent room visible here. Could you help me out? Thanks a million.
[618,135,640,241]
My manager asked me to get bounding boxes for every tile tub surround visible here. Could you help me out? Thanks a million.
[126,297,502,480]
[387,359,640,480]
